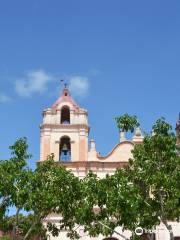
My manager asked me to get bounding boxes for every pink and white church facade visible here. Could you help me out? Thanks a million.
[39,86,180,240]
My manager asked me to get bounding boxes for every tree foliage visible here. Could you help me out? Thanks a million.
[75,117,180,240]
[0,138,32,239]
[0,116,180,240]
[0,214,46,239]
[127,118,180,239]
[0,139,82,240]
[115,114,140,133]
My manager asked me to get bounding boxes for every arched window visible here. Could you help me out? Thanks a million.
[59,136,71,161]
[61,106,70,124]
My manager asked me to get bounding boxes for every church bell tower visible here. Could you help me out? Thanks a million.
[40,86,89,162]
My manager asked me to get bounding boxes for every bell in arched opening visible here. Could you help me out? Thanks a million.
[61,106,70,124]
[59,136,71,161]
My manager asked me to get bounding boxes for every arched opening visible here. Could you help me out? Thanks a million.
[61,106,70,124]
[59,136,71,161]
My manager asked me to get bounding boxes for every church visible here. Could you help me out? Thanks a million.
[39,86,180,240]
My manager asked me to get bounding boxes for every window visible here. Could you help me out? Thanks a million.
[59,136,71,161]
[61,106,70,124]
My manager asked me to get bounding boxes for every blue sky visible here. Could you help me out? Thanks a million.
[0,0,180,169]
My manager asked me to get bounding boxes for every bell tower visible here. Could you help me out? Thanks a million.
[40,86,89,162]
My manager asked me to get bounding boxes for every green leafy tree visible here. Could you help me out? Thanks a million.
[75,172,110,237]
[115,114,140,133]
[127,117,180,240]
[78,118,180,240]
[0,214,46,240]
[1,116,180,240]
[0,138,30,214]
[0,139,83,240]
[78,170,142,240]
[45,156,83,239]
[10,154,82,240]
[0,138,31,240]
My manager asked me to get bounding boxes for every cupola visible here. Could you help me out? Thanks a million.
[40,86,89,162]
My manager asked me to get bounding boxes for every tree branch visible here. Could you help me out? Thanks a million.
[23,221,37,240]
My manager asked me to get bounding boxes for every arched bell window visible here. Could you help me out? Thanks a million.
[59,136,71,161]
[61,106,70,124]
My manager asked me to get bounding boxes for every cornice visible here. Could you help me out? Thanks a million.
[38,160,128,169]
[40,123,90,132]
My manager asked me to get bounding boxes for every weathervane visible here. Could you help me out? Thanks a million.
[60,79,68,89]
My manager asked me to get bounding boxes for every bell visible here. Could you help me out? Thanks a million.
[62,143,68,151]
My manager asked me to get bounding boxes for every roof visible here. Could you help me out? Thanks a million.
[51,87,80,111]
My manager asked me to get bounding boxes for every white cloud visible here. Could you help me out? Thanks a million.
[69,76,89,98]
[0,93,11,103]
[15,70,56,97]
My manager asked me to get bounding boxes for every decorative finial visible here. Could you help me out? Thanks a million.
[134,127,142,137]
[132,127,144,143]
[60,79,68,89]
